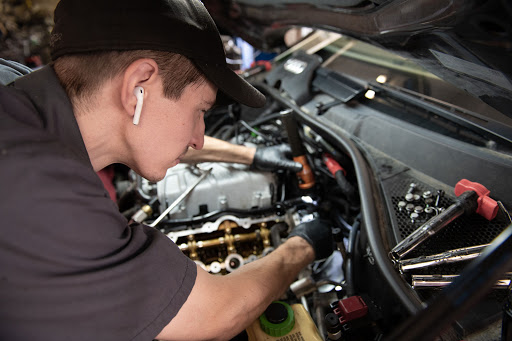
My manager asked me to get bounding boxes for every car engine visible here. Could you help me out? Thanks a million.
[114,43,512,341]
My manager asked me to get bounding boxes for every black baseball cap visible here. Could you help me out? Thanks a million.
[50,0,266,108]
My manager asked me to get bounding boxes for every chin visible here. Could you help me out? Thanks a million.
[135,166,167,183]
[145,174,166,183]
[134,159,181,183]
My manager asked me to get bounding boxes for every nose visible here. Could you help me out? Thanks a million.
[189,119,205,150]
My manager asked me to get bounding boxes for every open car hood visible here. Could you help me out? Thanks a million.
[204,0,512,117]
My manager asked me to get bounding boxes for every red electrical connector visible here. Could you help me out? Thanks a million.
[323,153,346,176]
[454,179,498,221]
[333,296,368,325]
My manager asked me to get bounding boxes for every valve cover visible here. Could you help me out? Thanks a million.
[157,162,277,220]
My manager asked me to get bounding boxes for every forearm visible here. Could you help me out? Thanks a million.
[181,135,256,164]
[158,237,314,341]
[228,236,314,305]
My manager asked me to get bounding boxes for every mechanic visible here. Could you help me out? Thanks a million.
[0,0,332,341]
[0,58,302,202]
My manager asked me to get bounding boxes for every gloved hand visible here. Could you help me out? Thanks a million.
[251,144,303,172]
[288,219,334,260]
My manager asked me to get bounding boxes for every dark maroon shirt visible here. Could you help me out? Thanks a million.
[0,66,196,341]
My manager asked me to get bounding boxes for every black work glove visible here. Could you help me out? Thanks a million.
[288,219,334,260]
[251,144,303,172]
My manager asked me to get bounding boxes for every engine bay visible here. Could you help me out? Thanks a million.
[113,42,512,340]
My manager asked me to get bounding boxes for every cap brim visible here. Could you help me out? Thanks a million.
[194,61,266,108]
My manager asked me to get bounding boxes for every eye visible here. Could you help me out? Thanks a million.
[202,108,213,117]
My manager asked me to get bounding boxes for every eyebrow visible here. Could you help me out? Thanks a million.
[201,98,215,106]
[201,99,216,109]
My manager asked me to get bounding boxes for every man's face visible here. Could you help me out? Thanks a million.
[130,79,217,181]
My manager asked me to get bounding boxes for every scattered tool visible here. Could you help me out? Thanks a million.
[391,179,499,261]
[411,274,511,289]
[397,244,489,272]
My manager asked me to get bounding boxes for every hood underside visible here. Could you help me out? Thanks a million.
[204,0,512,118]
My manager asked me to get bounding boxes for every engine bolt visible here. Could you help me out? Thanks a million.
[424,207,434,215]
[398,201,407,211]
[406,203,415,212]
[413,194,421,202]
[435,190,445,207]
[410,212,419,223]
[407,183,417,194]
[405,193,414,202]
[414,206,424,214]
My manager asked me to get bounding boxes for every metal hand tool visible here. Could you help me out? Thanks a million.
[398,244,489,272]
[391,179,498,260]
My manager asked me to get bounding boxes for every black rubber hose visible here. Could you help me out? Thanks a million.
[270,223,288,247]
[345,214,361,297]
[335,170,357,202]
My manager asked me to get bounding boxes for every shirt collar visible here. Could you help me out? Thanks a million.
[12,65,92,166]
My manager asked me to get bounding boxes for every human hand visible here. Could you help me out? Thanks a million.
[288,219,334,260]
[251,144,303,172]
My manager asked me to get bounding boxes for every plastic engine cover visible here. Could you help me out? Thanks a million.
[157,162,277,220]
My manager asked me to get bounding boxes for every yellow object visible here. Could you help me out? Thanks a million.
[246,304,323,341]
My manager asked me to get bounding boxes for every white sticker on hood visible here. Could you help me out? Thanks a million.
[430,50,512,92]
[284,58,307,74]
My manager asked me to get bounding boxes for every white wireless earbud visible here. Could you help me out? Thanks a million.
[133,86,144,125]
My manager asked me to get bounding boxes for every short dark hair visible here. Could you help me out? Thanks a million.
[53,50,206,109]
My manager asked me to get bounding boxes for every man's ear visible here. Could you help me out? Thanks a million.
[120,59,159,123]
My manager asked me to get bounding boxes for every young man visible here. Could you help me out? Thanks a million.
[0,1,332,340]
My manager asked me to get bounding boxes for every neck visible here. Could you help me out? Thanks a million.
[73,90,128,172]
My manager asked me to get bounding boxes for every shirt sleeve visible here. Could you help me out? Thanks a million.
[0,58,33,85]
[0,136,196,341]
